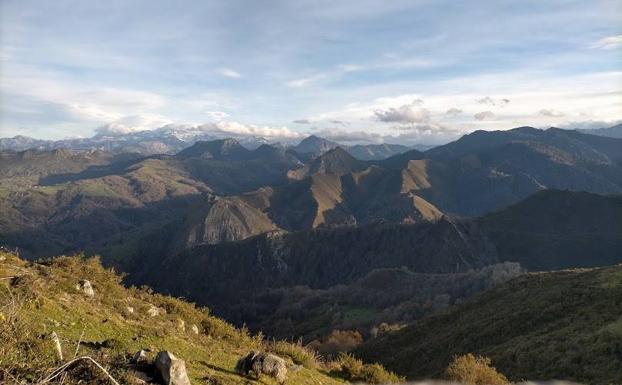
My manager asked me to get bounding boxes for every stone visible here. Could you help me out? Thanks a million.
[131,349,149,364]
[147,305,162,317]
[176,318,185,331]
[76,280,95,297]
[190,324,199,335]
[154,351,191,385]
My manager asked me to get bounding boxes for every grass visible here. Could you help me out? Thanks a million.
[0,251,349,385]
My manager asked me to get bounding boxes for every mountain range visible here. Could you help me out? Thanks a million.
[1,124,622,384]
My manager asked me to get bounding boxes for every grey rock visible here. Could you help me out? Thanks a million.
[131,349,149,364]
[155,351,191,385]
[76,280,95,297]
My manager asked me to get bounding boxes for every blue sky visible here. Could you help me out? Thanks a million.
[1,0,621,144]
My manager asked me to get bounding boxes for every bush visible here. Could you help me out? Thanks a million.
[308,329,363,357]
[268,339,322,369]
[333,353,403,384]
[445,353,509,385]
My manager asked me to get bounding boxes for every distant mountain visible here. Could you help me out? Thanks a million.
[346,143,411,160]
[0,130,417,160]
[177,138,252,160]
[168,149,444,245]
[391,126,622,216]
[290,135,340,156]
[577,123,622,139]
[287,147,367,179]
[0,126,276,155]
[355,264,622,383]
[0,141,303,258]
[478,189,622,270]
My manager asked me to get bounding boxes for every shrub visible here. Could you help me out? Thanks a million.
[268,339,322,369]
[308,329,363,357]
[445,353,509,385]
[333,353,403,384]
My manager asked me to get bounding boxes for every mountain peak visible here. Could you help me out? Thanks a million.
[307,146,365,176]
[292,135,339,156]
[176,138,251,160]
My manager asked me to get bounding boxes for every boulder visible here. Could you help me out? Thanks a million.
[76,280,95,297]
[155,351,191,385]
[131,349,149,364]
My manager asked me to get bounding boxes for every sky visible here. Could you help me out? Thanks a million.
[1,0,621,145]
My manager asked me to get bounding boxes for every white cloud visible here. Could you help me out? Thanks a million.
[285,73,327,88]
[474,111,496,121]
[292,119,311,124]
[338,64,363,72]
[446,107,463,116]
[218,68,242,78]
[199,121,304,139]
[95,115,172,136]
[591,35,622,49]
[477,96,510,106]
[538,109,564,118]
[374,101,430,123]
[560,119,622,130]
[205,111,229,120]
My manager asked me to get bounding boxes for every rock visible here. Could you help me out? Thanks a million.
[155,351,191,385]
[147,305,163,317]
[131,349,149,364]
[176,318,185,331]
[190,324,199,335]
[127,306,135,314]
[76,280,95,297]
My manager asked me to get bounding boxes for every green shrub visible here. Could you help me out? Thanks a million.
[445,353,509,385]
[333,353,403,384]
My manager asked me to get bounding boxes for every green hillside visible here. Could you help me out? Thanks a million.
[355,265,622,384]
[0,250,397,384]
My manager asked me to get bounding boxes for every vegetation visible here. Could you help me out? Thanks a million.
[267,339,322,369]
[332,353,403,384]
[478,189,622,270]
[445,354,508,385]
[0,251,355,385]
[355,264,622,384]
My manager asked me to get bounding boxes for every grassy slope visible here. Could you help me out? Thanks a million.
[355,265,622,384]
[0,251,345,385]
